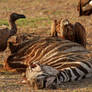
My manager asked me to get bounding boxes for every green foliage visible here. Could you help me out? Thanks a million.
[0,20,9,26]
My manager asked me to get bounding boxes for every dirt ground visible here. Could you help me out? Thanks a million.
[0,0,92,92]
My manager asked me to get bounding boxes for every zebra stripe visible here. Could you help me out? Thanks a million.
[26,60,92,89]
[6,37,90,72]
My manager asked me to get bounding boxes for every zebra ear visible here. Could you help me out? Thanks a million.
[50,19,57,37]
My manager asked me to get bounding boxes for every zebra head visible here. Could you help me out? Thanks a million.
[26,62,43,80]
[26,62,63,89]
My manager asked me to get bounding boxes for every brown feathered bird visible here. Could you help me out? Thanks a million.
[50,19,86,48]
[77,0,92,16]
[0,13,26,52]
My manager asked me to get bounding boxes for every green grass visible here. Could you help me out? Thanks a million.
[0,17,51,28]
[52,10,65,15]
[1,90,6,92]
[0,0,7,2]
[0,20,9,26]
[17,17,51,28]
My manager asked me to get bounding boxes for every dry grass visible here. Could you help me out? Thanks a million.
[0,0,92,91]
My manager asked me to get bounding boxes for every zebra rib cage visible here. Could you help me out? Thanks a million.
[5,35,92,89]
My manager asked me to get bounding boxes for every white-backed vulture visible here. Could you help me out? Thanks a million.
[50,19,86,48]
[0,13,26,52]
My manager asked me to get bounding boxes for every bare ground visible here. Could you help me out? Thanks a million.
[0,0,92,91]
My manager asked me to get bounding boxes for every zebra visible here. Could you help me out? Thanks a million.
[3,28,92,89]
[26,59,92,89]
[4,36,90,73]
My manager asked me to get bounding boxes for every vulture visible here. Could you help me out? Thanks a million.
[0,13,26,52]
[50,19,86,48]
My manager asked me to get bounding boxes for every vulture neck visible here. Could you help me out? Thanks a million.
[9,19,17,37]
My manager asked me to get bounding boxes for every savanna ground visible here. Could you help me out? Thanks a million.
[0,0,92,92]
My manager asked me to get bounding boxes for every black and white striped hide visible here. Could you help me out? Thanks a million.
[26,61,92,89]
